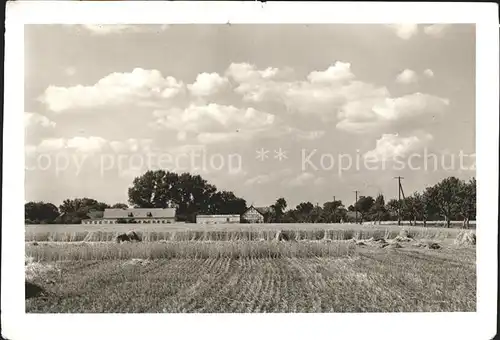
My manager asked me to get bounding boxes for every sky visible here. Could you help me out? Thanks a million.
[24,24,476,208]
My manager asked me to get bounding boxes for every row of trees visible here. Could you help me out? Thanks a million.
[25,199,129,224]
[264,176,476,228]
[25,170,248,224]
[25,171,476,228]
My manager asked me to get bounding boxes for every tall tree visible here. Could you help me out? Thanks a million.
[57,198,110,224]
[208,190,247,215]
[370,194,389,224]
[411,192,428,227]
[424,177,464,228]
[457,177,476,228]
[354,196,375,223]
[386,199,400,221]
[111,203,129,209]
[322,200,345,223]
[270,197,287,222]
[294,202,315,222]
[128,170,246,222]
[25,202,59,224]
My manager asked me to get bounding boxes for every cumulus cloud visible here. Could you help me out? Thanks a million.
[228,61,449,134]
[109,139,153,153]
[67,136,108,153]
[37,138,67,152]
[187,72,229,97]
[244,169,293,186]
[424,24,449,38]
[336,92,449,134]
[387,24,419,40]
[24,112,56,128]
[307,62,354,84]
[283,127,325,140]
[396,69,418,84]
[40,68,185,112]
[33,136,108,153]
[286,172,315,187]
[364,131,434,161]
[313,177,326,186]
[423,69,434,78]
[153,103,276,143]
[226,62,292,83]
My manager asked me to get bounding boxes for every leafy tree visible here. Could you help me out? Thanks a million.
[294,202,315,222]
[369,194,390,224]
[322,200,345,223]
[457,177,476,228]
[25,202,59,224]
[309,204,324,223]
[411,192,428,227]
[128,170,246,222]
[111,203,129,209]
[401,195,419,225]
[57,198,110,224]
[354,196,375,223]
[385,199,400,221]
[270,198,287,222]
[128,170,181,208]
[424,177,464,228]
[208,190,247,215]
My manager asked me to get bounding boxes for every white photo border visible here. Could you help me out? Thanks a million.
[3,2,498,340]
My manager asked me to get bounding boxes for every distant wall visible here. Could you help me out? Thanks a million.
[196,215,241,224]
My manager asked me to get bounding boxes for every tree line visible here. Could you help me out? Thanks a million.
[25,171,476,228]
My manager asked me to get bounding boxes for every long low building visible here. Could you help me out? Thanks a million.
[196,214,241,224]
[82,208,176,224]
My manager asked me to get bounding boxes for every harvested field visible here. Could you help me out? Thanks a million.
[25,245,476,313]
[25,223,464,243]
[25,224,476,313]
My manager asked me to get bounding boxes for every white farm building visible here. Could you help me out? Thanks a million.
[196,214,241,224]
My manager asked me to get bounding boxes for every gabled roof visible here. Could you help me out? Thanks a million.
[243,205,271,216]
[87,210,104,219]
[103,208,176,219]
[255,206,273,215]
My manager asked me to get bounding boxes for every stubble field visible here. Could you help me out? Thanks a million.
[25,223,476,313]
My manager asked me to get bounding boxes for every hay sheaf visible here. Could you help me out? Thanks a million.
[25,256,59,281]
[394,236,413,242]
[412,241,442,250]
[454,231,476,246]
[116,230,142,243]
[381,242,403,249]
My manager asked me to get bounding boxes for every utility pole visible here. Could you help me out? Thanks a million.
[394,176,404,226]
[354,190,359,224]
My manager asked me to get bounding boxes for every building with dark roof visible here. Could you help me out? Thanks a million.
[241,205,267,223]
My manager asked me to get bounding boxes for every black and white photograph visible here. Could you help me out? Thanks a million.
[2,2,498,340]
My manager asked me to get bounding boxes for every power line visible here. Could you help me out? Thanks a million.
[354,190,360,224]
[394,177,404,226]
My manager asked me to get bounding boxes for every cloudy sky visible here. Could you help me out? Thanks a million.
[25,24,475,208]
